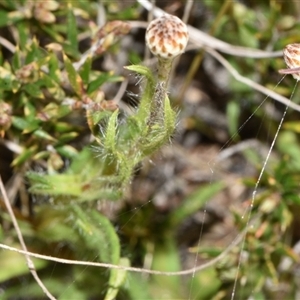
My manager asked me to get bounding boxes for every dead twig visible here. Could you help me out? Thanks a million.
[0,229,244,276]
[137,0,282,58]
[205,47,300,113]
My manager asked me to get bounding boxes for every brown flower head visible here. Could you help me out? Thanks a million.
[145,14,189,60]
[280,43,300,80]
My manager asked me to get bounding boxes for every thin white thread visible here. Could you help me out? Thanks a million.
[231,77,298,299]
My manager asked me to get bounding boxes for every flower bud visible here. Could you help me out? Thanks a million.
[146,14,189,60]
[279,43,300,80]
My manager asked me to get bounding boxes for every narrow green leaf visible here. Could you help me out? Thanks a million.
[87,73,123,94]
[23,83,44,99]
[24,101,36,118]
[25,38,45,64]
[57,132,78,143]
[124,273,153,300]
[168,182,225,226]
[12,116,40,132]
[124,64,154,78]
[104,109,119,153]
[125,65,155,123]
[12,145,37,166]
[163,94,176,137]
[54,122,75,133]
[40,24,64,43]
[1,1,17,9]
[34,206,78,243]
[33,129,56,141]
[151,236,182,299]
[89,209,120,263]
[79,55,92,85]
[105,257,129,300]
[67,5,78,50]
[0,66,20,91]
[28,173,83,196]
[33,151,49,160]
[118,152,133,183]
[227,100,240,141]
[39,102,71,120]
[61,42,81,59]
[0,11,8,27]
[11,46,21,71]
[55,145,78,158]
[0,10,25,27]
[189,267,222,300]
[0,247,46,281]
[64,54,84,96]
[48,54,61,83]
[16,21,29,49]
[72,206,120,264]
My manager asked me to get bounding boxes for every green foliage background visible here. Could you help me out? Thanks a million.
[1,1,300,299]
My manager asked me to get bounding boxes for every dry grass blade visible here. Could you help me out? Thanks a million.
[0,36,16,53]
[0,177,56,300]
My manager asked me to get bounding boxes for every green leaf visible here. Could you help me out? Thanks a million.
[283,121,300,133]
[0,246,47,281]
[104,109,119,154]
[34,206,78,243]
[12,116,40,132]
[57,132,79,143]
[33,129,56,141]
[55,145,78,158]
[16,21,29,50]
[0,10,25,27]
[28,147,122,201]
[73,208,123,300]
[151,236,182,299]
[124,64,155,123]
[124,273,153,300]
[61,42,81,59]
[24,101,36,118]
[168,182,225,226]
[64,54,84,96]
[124,64,154,79]
[38,103,71,120]
[67,5,78,50]
[72,206,120,264]
[277,131,300,170]
[227,100,240,141]
[12,145,38,166]
[27,173,83,197]
[25,38,45,64]
[54,121,76,133]
[189,267,222,300]
[105,257,129,300]
[22,83,44,99]
[79,55,92,85]
[11,47,21,71]
[87,73,123,94]
[0,66,20,92]
[48,53,61,83]
[0,11,8,28]
[163,94,176,137]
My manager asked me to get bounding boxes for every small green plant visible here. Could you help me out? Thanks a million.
[3,2,300,299]
[0,6,189,298]
[27,14,189,200]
